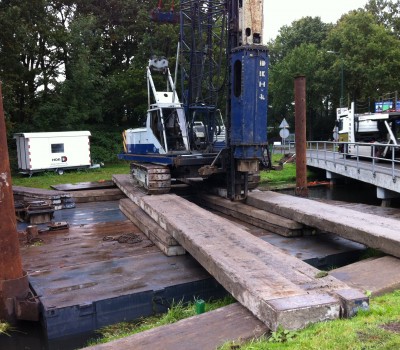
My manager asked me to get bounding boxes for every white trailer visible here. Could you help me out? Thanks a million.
[14,131,92,175]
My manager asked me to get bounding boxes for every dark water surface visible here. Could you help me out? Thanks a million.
[0,321,100,350]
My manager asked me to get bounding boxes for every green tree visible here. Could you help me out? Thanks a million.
[71,0,179,127]
[366,0,400,38]
[324,10,400,104]
[0,0,67,128]
[268,17,333,65]
[267,17,333,139]
[269,44,331,139]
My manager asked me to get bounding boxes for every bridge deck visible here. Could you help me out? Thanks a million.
[306,148,400,195]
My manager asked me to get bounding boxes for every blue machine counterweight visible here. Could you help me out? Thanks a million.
[119,0,269,200]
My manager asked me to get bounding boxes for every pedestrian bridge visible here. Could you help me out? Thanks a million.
[306,141,400,201]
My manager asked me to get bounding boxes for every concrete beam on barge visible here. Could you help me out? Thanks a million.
[247,191,400,258]
[138,194,368,331]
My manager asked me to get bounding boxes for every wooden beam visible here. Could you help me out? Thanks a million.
[85,303,268,350]
[119,199,185,256]
[138,194,367,330]
[196,193,303,237]
[247,191,400,259]
[71,188,125,203]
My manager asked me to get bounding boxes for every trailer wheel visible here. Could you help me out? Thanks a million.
[56,169,64,175]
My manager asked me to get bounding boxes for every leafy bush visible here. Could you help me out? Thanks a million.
[89,130,124,164]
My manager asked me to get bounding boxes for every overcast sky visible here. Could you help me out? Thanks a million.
[264,0,369,41]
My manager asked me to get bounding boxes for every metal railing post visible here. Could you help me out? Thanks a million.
[372,144,375,175]
[392,146,396,180]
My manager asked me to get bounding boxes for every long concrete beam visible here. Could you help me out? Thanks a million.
[247,191,400,258]
[138,194,367,331]
[196,193,303,237]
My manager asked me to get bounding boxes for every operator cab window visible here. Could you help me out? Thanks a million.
[150,110,163,143]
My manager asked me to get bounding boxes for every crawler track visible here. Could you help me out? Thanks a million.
[130,162,171,194]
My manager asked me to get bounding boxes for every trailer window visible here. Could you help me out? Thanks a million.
[51,143,64,153]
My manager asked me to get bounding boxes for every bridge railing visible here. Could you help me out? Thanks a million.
[306,141,400,179]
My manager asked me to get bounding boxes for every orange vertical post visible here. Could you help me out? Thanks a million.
[294,75,308,197]
[0,82,27,322]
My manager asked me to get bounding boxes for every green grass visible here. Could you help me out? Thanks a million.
[0,321,13,336]
[219,290,400,349]
[11,162,130,189]
[260,163,297,184]
[87,292,400,349]
[87,296,235,346]
[260,153,317,187]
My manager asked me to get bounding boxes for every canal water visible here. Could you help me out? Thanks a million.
[0,321,100,350]
[2,180,397,350]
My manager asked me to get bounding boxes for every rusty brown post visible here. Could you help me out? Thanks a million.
[294,76,308,197]
[0,82,29,322]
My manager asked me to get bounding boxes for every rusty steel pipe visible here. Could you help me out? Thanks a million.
[294,76,308,197]
[0,81,26,321]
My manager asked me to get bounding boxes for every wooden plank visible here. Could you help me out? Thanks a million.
[113,175,185,256]
[316,198,400,220]
[196,193,303,237]
[85,303,268,350]
[51,180,115,191]
[13,186,71,199]
[112,174,145,204]
[70,188,125,203]
[138,194,367,331]
[119,199,185,256]
[330,256,400,296]
[247,191,400,259]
